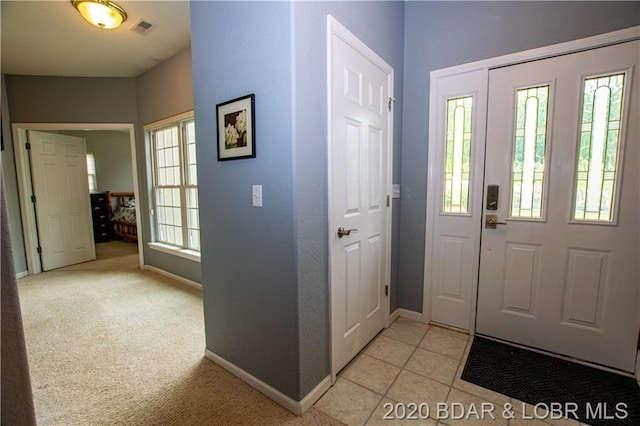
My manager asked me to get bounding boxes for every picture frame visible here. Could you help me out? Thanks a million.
[216,94,256,161]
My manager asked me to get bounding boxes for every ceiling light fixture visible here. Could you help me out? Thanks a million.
[71,0,128,30]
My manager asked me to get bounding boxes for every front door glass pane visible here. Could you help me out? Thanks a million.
[443,96,473,214]
[510,85,549,218]
[573,73,625,222]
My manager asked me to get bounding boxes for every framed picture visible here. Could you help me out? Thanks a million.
[217,94,256,161]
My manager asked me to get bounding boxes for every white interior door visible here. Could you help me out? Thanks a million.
[477,41,639,372]
[28,130,96,271]
[329,18,393,376]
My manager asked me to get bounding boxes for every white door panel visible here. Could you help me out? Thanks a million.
[29,130,95,271]
[477,41,639,372]
[428,70,487,330]
[330,19,392,375]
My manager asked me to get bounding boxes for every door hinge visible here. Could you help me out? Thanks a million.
[31,195,36,203]
[387,195,390,207]
[25,142,31,150]
[388,97,396,111]
[385,285,389,297]
[36,246,42,254]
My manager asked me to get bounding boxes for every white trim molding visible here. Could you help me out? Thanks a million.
[398,308,424,323]
[390,308,427,324]
[299,375,332,415]
[389,308,400,325]
[148,242,201,262]
[16,271,28,279]
[142,265,202,292]
[204,349,331,416]
[143,110,194,131]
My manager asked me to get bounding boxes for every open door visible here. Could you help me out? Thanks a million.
[28,130,96,270]
[328,17,393,377]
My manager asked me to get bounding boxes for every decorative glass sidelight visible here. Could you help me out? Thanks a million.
[573,73,626,222]
[510,85,549,219]
[443,96,473,213]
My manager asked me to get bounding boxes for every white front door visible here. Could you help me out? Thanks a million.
[28,130,96,271]
[329,17,393,376]
[476,41,639,372]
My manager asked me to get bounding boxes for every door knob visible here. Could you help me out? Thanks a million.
[485,214,507,229]
[337,227,358,238]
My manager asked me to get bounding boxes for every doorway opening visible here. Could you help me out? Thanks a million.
[12,123,143,274]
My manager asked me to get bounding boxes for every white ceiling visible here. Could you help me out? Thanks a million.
[1,0,191,78]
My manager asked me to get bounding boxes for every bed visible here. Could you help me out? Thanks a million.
[108,192,138,242]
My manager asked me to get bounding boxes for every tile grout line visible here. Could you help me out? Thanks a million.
[323,321,475,426]
[362,326,427,426]
[367,324,471,425]
[367,325,470,425]
[436,338,472,425]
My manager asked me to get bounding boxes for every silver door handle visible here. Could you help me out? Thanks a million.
[485,215,507,229]
[337,227,358,238]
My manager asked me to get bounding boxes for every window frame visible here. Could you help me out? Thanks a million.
[86,152,98,193]
[144,111,200,259]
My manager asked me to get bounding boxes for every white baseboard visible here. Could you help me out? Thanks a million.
[299,374,332,414]
[16,271,28,279]
[205,349,330,416]
[390,308,428,327]
[389,308,401,325]
[397,308,424,323]
[142,265,202,292]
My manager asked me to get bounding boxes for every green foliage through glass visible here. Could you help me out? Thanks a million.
[443,96,473,213]
[510,86,549,218]
[573,73,625,222]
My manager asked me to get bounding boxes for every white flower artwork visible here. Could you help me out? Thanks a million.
[217,94,255,160]
[236,109,247,134]
[224,123,239,148]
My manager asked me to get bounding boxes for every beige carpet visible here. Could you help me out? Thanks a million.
[18,241,342,425]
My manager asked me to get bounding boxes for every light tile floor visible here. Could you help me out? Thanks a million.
[315,318,585,426]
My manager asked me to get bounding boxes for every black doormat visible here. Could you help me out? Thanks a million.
[461,336,640,425]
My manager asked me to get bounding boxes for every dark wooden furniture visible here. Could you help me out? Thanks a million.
[108,192,138,242]
[90,192,111,243]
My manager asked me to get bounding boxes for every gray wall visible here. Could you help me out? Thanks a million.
[191,1,405,400]
[62,130,134,193]
[398,1,640,311]
[5,76,137,123]
[136,48,200,283]
[1,75,27,274]
[191,1,299,399]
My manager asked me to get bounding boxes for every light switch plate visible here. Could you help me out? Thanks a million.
[392,184,400,198]
[252,185,262,207]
